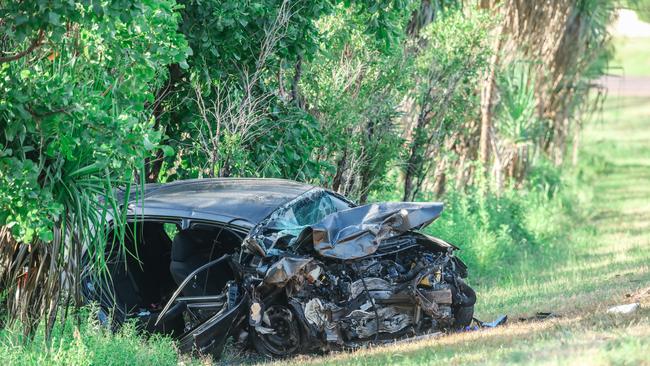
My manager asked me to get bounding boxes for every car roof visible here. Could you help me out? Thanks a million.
[126,178,315,227]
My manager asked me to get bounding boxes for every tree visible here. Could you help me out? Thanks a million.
[0,0,188,336]
[301,2,414,202]
[143,0,336,182]
[402,9,491,200]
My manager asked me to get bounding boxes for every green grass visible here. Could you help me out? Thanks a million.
[0,309,182,366]
[611,37,650,76]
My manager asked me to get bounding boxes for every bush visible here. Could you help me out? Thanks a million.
[423,162,585,282]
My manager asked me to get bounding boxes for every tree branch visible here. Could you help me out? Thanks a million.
[0,30,45,63]
[26,104,71,119]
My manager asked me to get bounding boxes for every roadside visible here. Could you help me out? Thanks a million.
[599,9,650,96]
[598,10,650,96]
[259,27,650,364]
[598,75,650,97]
[260,97,650,366]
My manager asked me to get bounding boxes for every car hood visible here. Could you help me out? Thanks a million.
[297,202,444,260]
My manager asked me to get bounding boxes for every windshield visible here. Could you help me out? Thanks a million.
[265,189,352,232]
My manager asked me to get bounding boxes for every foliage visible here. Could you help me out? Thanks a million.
[151,0,417,186]
[495,62,540,144]
[402,8,491,200]
[424,159,578,278]
[301,2,414,200]
[0,0,187,241]
[0,0,188,334]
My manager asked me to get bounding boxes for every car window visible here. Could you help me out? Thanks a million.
[266,189,352,231]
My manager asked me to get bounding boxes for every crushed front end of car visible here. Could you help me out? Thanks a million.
[156,191,476,358]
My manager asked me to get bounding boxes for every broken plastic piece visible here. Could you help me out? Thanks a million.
[250,302,262,324]
[607,303,640,314]
[304,298,327,328]
[476,314,507,328]
[263,257,314,285]
[518,312,559,322]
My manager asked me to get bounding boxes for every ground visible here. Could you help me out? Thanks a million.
[600,36,650,96]
[245,62,650,366]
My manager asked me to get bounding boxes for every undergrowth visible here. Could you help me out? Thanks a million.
[0,308,180,366]
[425,158,593,284]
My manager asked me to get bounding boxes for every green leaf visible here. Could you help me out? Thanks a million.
[38,229,54,242]
[68,162,106,178]
[48,11,61,26]
[143,135,156,151]
[161,145,174,157]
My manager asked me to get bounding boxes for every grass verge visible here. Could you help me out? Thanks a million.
[611,36,650,76]
[0,308,181,366]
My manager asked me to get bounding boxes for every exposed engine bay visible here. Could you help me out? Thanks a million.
[243,234,474,356]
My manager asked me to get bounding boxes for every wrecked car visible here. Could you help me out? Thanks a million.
[83,178,476,358]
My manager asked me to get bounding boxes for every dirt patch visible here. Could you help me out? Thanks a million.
[598,75,650,97]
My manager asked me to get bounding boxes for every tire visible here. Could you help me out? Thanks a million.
[452,278,476,329]
[250,305,302,358]
[456,279,476,307]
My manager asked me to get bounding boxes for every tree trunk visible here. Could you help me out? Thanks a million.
[407,0,436,37]
[572,128,580,166]
[479,23,504,169]
[358,119,378,204]
[403,140,422,201]
[291,55,303,108]
[332,148,348,193]
[403,100,433,201]
[431,157,447,198]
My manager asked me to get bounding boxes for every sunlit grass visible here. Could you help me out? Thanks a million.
[0,310,181,366]
[611,37,650,76]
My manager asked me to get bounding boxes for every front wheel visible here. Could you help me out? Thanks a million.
[452,279,476,329]
[250,304,302,358]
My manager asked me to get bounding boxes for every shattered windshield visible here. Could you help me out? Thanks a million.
[265,189,352,233]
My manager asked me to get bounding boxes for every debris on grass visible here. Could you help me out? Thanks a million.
[461,315,508,332]
[607,303,640,315]
[476,315,508,328]
[518,312,560,322]
[625,287,650,301]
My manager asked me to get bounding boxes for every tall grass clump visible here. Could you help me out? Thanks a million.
[0,307,179,366]
[425,158,590,283]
